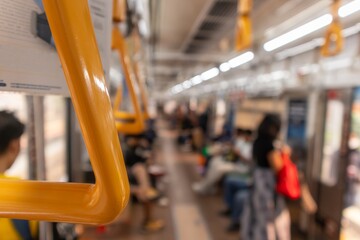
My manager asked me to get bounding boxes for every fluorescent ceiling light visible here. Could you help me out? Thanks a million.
[182,80,192,89]
[343,23,360,37]
[276,23,360,60]
[339,0,360,18]
[264,14,332,52]
[191,75,202,85]
[201,67,219,81]
[228,51,254,68]
[220,63,231,72]
[171,84,183,94]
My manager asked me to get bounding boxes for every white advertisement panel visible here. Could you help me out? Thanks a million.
[0,0,112,96]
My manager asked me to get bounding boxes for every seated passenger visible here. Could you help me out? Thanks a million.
[0,111,38,239]
[192,129,253,194]
[123,134,164,232]
[221,174,252,232]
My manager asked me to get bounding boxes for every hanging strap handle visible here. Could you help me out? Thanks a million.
[235,0,252,52]
[321,0,344,57]
[113,0,127,22]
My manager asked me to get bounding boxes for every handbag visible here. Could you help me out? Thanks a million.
[276,152,301,200]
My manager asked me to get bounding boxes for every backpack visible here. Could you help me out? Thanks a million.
[276,152,301,200]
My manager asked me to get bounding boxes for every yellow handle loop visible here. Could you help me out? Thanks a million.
[235,0,252,52]
[321,0,344,57]
[321,21,344,57]
[113,0,127,22]
[0,0,129,224]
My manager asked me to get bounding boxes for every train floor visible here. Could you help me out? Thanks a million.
[80,123,305,240]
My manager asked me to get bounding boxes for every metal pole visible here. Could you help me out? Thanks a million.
[26,96,52,240]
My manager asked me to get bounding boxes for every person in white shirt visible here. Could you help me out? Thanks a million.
[193,129,253,194]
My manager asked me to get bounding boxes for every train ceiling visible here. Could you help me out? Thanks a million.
[149,0,358,92]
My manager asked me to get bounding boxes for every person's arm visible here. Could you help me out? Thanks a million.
[267,150,283,173]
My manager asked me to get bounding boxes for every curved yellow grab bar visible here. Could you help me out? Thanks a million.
[321,0,343,57]
[112,27,145,134]
[132,30,150,120]
[235,0,252,52]
[113,0,127,22]
[134,64,150,120]
[0,0,129,224]
[113,85,123,112]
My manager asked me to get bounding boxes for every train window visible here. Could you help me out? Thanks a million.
[286,99,307,164]
[44,96,67,181]
[320,98,345,186]
[0,92,29,179]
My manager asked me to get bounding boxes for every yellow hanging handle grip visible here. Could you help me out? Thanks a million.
[321,0,344,57]
[235,0,252,52]
[112,27,146,134]
[0,0,129,224]
[113,0,127,22]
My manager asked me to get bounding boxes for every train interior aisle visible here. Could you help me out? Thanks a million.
[81,121,240,240]
[1,0,360,240]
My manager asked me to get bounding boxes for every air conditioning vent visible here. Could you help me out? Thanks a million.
[199,21,223,31]
[194,34,211,41]
[208,1,237,17]
[182,0,268,54]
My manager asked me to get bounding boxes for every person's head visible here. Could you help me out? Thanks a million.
[235,128,245,138]
[235,128,245,140]
[0,111,25,171]
[257,114,281,140]
[244,129,253,142]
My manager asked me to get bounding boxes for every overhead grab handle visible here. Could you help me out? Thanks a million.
[113,0,127,23]
[321,0,344,57]
[235,0,252,52]
[0,0,130,224]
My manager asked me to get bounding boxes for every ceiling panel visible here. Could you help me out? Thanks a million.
[157,0,210,52]
[151,0,335,91]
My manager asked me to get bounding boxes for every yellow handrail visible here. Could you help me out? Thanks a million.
[112,27,146,134]
[235,0,252,52]
[321,0,344,57]
[0,0,129,224]
[132,29,150,120]
[113,85,123,112]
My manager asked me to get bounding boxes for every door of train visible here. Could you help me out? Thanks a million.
[316,89,352,239]
[340,87,360,240]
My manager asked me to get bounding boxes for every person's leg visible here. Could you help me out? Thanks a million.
[131,163,158,201]
[274,197,291,240]
[219,176,235,216]
[223,177,235,210]
[229,190,249,230]
[193,157,235,193]
[141,201,165,232]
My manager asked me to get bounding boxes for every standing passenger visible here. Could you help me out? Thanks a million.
[241,114,291,240]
